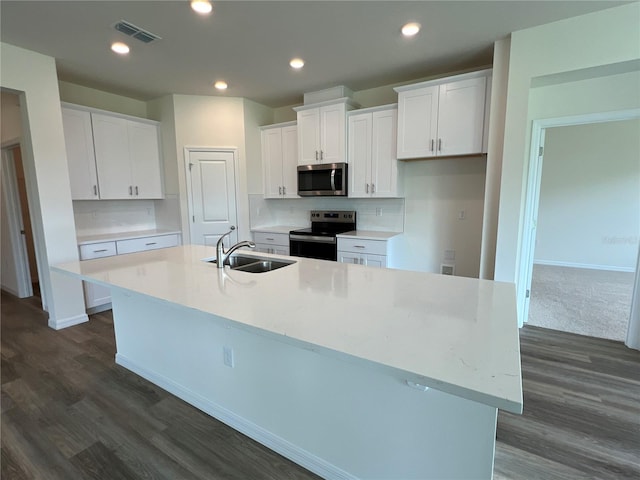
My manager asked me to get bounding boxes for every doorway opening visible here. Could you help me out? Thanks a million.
[518,110,640,343]
[1,143,40,304]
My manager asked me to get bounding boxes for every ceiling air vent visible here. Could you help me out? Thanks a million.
[113,20,161,44]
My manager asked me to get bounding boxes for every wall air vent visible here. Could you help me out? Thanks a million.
[113,20,161,44]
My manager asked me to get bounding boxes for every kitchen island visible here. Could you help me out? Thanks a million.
[54,245,522,480]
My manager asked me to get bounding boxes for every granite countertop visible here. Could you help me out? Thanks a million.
[53,245,522,414]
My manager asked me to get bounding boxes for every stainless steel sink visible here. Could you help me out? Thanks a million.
[207,254,295,273]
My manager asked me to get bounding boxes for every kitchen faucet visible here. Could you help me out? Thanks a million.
[216,226,255,268]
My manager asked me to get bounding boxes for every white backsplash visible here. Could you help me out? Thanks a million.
[249,194,405,232]
[73,200,157,236]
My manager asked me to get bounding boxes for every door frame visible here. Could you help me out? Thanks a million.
[183,146,240,246]
[1,142,33,297]
[518,108,640,330]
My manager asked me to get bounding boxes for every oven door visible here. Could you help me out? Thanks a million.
[289,234,337,261]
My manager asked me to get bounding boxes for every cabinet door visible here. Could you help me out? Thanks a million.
[281,125,299,198]
[129,121,163,199]
[396,85,439,159]
[92,113,132,199]
[364,253,387,268]
[262,127,284,198]
[370,108,398,197]
[62,108,99,200]
[320,103,346,164]
[348,112,372,198]
[437,77,486,156]
[297,108,321,165]
[338,251,364,265]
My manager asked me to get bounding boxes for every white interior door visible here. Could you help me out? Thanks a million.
[186,149,238,247]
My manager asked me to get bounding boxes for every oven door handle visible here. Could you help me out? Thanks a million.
[290,234,336,244]
[330,168,336,191]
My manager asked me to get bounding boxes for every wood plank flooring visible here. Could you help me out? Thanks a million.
[2,291,639,479]
[494,326,640,480]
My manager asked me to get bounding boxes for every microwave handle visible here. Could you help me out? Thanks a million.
[330,168,336,191]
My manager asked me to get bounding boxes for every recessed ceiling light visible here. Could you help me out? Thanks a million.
[289,58,305,69]
[401,22,421,37]
[191,0,213,14]
[214,80,228,90]
[111,42,130,54]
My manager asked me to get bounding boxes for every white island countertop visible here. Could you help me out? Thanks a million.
[54,245,522,414]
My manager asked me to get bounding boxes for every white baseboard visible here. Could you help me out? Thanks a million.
[115,353,357,480]
[48,313,89,330]
[534,260,635,273]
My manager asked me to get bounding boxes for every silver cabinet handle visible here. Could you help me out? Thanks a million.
[279,186,282,195]
[320,150,324,160]
[266,237,274,241]
[353,258,358,264]
[371,184,375,194]
[430,139,435,151]
[93,185,98,196]
[366,183,369,193]
[93,249,108,253]
[360,258,364,265]
[135,186,139,195]
[315,151,319,161]
[282,186,286,195]
[145,242,157,246]
[354,245,366,249]
[129,186,133,195]
[438,138,442,151]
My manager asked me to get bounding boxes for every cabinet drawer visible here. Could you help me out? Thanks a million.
[253,232,289,246]
[116,234,179,254]
[79,241,117,260]
[337,238,387,255]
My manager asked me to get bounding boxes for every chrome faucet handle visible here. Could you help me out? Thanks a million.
[217,226,236,250]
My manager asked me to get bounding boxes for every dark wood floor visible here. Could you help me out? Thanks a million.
[494,325,640,480]
[2,291,639,479]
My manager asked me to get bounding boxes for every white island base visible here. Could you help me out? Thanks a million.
[112,288,497,479]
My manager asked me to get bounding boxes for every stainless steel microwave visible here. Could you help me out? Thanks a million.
[297,163,348,196]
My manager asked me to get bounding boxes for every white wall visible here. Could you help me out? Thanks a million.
[494,3,640,289]
[243,99,274,194]
[534,119,640,271]
[59,81,148,118]
[0,42,87,329]
[170,94,250,242]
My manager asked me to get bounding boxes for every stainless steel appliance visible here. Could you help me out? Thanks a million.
[289,210,356,261]
[297,163,348,196]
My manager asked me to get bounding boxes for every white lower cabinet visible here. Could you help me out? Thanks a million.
[79,233,180,310]
[253,232,290,256]
[78,241,117,309]
[337,234,400,269]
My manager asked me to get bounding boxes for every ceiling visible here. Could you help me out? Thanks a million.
[0,1,631,107]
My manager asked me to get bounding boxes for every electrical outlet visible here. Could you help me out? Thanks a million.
[441,264,455,276]
[458,210,466,220]
[223,346,234,367]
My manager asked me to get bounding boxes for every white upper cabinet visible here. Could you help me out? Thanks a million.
[62,103,164,201]
[92,112,163,200]
[348,105,400,198]
[395,70,490,160]
[261,122,299,198]
[294,99,356,165]
[62,108,99,200]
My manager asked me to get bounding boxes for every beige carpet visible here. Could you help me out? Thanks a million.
[528,264,635,341]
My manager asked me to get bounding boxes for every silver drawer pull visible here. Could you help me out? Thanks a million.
[266,237,274,241]
[354,245,366,249]
[145,242,157,246]
[93,249,108,253]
